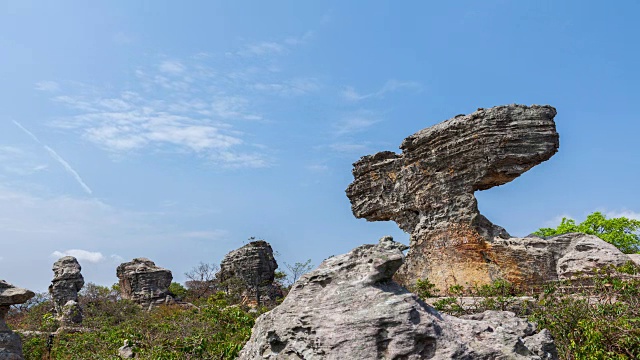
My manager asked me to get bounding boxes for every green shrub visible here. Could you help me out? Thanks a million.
[414,264,640,360]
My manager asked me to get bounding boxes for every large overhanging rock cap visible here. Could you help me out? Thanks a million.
[239,236,557,359]
[0,281,34,307]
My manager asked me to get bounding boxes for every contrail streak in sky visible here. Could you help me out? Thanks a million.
[12,120,93,195]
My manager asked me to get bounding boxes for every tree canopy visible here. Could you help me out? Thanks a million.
[533,211,640,254]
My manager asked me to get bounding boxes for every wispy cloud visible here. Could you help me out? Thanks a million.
[12,120,93,194]
[604,210,640,221]
[51,249,105,263]
[48,59,274,168]
[333,111,381,136]
[35,81,60,92]
[342,79,421,102]
[233,32,312,57]
[251,78,320,96]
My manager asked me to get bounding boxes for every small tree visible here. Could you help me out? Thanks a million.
[534,212,640,254]
[285,259,313,286]
[185,262,219,299]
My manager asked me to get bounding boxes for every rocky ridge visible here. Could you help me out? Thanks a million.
[239,236,557,359]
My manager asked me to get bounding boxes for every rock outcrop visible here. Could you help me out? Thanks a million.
[346,104,629,290]
[239,237,557,359]
[218,240,281,304]
[49,256,84,326]
[116,258,174,308]
[0,280,35,360]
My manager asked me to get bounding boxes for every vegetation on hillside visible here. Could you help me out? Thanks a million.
[8,286,260,360]
[413,263,640,360]
[534,212,640,254]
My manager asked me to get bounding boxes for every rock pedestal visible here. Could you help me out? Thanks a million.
[116,258,174,308]
[49,256,84,326]
[0,280,35,360]
[218,240,280,304]
[239,237,557,359]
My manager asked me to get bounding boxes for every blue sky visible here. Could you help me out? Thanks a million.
[1,1,639,291]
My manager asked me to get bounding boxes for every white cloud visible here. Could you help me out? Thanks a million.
[110,254,125,263]
[48,61,269,168]
[51,249,105,263]
[159,60,185,75]
[604,210,640,221]
[252,78,320,96]
[238,41,286,56]
[342,79,421,102]
[35,81,60,92]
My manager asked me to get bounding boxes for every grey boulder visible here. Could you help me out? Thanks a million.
[238,237,556,359]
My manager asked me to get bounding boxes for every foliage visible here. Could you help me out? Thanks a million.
[168,282,188,300]
[184,262,219,300]
[284,259,313,286]
[413,263,640,360]
[534,211,640,254]
[409,278,440,298]
[16,291,260,360]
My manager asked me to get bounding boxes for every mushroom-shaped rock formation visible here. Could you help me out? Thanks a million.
[239,237,557,359]
[49,256,84,326]
[346,104,559,289]
[218,240,281,304]
[116,258,174,308]
[0,280,35,360]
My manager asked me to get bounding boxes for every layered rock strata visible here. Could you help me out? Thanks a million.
[218,240,281,303]
[239,237,557,359]
[116,258,174,308]
[0,280,34,360]
[49,256,84,326]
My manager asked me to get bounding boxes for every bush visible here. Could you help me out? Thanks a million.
[16,291,260,359]
[413,263,640,360]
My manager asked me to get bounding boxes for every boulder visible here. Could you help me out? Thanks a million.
[218,240,280,304]
[0,280,35,360]
[116,258,174,308]
[346,104,635,290]
[239,237,557,359]
[49,256,84,326]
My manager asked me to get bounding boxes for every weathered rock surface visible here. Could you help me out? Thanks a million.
[346,104,630,290]
[49,256,84,326]
[0,280,35,360]
[218,240,280,303]
[239,237,557,359]
[629,253,640,266]
[116,258,174,308]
